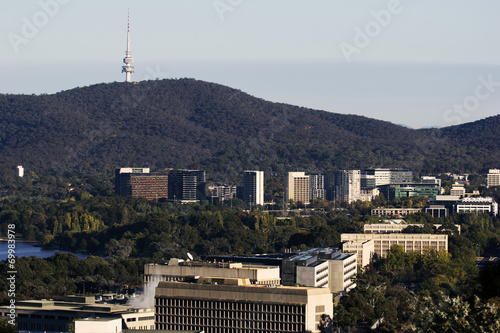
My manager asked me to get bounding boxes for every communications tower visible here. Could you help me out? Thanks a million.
[122,9,135,82]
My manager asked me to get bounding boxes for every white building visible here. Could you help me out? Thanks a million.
[342,239,374,268]
[335,170,361,203]
[456,197,498,216]
[296,260,329,288]
[243,170,264,206]
[17,165,24,177]
[341,233,448,259]
[328,253,357,293]
[450,183,466,197]
[487,169,500,188]
[362,168,412,186]
[285,172,310,205]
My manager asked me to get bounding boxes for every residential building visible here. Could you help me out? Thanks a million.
[242,170,264,206]
[371,207,422,217]
[487,169,500,188]
[335,170,361,203]
[342,239,374,268]
[144,259,281,286]
[168,169,206,201]
[155,278,333,333]
[284,172,310,205]
[341,233,448,259]
[309,174,327,201]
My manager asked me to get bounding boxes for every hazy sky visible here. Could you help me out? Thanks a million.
[2,0,500,128]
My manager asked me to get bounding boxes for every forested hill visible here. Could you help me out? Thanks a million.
[0,78,499,180]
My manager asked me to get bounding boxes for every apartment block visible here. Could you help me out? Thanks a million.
[341,233,448,259]
[242,171,264,206]
[335,170,361,203]
[155,278,333,333]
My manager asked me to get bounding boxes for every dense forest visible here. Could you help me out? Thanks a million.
[0,79,499,182]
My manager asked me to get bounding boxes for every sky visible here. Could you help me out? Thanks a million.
[1,0,500,128]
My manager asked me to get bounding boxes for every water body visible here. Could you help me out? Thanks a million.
[0,240,88,261]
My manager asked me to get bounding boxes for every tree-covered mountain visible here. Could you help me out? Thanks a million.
[0,79,498,181]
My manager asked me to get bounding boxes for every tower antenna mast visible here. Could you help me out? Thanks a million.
[122,9,135,82]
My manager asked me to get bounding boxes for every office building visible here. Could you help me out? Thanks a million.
[364,223,460,235]
[284,172,310,205]
[456,197,498,216]
[209,185,237,203]
[309,174,327,201]
[242,171,264,206]
[155,278,333,333]
[342,239,374,268]
[144,258,281,286]
[168,169,206,201]
[341,233,448,259]
[0,296,154,332]
[380,183,439,200]
[115,167,169,200]
[371,207,422,217]
[362,168,412,187]
[335,170,361,203]
[450,183,466,197]
[487,169,500,188]
[421,176,441,188]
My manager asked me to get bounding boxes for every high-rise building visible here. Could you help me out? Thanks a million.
[242,171,264,206]
[116,168,169,200]
[168,170,206,201]
[155,278,333,333]
[122,9,135,82]
[487,169,500,188]
[309,174,327,201]
[284,172,310,205]
[335,170,361,203]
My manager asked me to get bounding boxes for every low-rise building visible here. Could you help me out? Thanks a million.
[341,233,448,259]
[155,278,333,333]
[342,239,374,268]
[371,207,422,217]
[364,223,460,235]
[456,197,498,216]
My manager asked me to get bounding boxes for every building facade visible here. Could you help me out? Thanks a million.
[242,171,264,206]
[155,278,333,333]
[371,207,422,217]
[284,172,310,205]
[487,169,500,188]
[335,170,361,203]
[309,174,327,201]
[361,168,412,187]
[168,169,206,201]
[341,233,448,259]
[342,239,374,268]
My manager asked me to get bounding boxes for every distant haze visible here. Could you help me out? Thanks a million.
[1,0,500,128]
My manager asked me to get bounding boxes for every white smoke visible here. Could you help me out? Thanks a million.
[127,280,160,309]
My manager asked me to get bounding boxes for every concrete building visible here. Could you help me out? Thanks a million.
[335,170,361,203]
[242,171,264,206]
[284,172,310,205]
[328,253,357,293]
[309,174,327,201]
[115,167,169,200]
[364,223,461,235]
[487,169,500,188]
[421,176,441,188]
[342,239,374,268]
[425,205,448,218]
[17,165,24,177]
[155,278,333,333]
[168,169,206,202]
[144,259,281,286]
[450,183,466,197]
[341,233,448,259]
[0,295,154,332]
[456,197,498,216]
[371,207,423,217]
[361,168,412,187]
[209,185,237,203]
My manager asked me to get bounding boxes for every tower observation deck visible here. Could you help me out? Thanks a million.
[122,9,135,82]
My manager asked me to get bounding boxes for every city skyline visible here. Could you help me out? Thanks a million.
[2,1,500,128]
